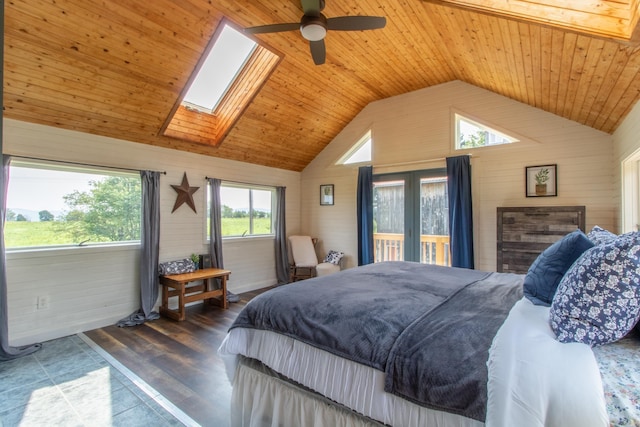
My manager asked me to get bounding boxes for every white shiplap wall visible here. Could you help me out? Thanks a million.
[613,100,640,232]
[301,81,616,272]
[3,119,301,346]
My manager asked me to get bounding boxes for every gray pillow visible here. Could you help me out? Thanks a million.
[523,229,594,306]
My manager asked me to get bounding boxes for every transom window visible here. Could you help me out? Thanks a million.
[5,160,141,249]
[454,113,518,150]
[338,130,372,165]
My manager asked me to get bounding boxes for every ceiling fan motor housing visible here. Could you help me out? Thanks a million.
[300,14,327,41]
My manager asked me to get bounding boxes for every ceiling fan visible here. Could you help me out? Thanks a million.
[244,0,386,65]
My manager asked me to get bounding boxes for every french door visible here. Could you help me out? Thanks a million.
[372,169,450,265]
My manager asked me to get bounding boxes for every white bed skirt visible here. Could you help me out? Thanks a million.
[232,358,383,427]
[220,328,483,427]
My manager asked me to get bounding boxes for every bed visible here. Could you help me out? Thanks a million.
[219,234,640,427]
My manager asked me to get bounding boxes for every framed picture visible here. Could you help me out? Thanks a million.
[320,184,334,206]
[526,164,557,197]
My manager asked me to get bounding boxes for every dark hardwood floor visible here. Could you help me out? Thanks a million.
[84,288,271,427]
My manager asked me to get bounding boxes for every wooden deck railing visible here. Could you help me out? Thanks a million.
[374,233,450,266]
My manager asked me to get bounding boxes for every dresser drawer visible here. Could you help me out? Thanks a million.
[497,206,585,273]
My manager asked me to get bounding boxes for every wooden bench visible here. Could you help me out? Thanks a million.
[159,268,231,321]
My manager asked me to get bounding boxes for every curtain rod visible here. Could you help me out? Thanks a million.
[373,154,474,169]
[205,177,286,190]
[7,154,166,175]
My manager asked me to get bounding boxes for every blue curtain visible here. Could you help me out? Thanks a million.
[446,155,474,269]
[117,171,161,327]
[274,187,289,285]
[208,178,224,289]
[0,156,42,359]
[357,166,374,266]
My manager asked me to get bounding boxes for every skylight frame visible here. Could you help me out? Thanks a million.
[161,18,283,148]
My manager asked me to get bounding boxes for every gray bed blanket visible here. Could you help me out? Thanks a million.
[230,261,523,421]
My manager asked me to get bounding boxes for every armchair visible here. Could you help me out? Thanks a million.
[288,235,342,282]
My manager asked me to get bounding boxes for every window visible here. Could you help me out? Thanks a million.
[207,182,275,237]
[5,160,141,249]
[338,131,372,165]
[454,113,518,150]
[162,20,282,147]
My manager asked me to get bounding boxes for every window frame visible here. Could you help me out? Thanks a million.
[337,130,372,165]
[5,159,142,252]
[453,111,519,151]
[207,181,276,240]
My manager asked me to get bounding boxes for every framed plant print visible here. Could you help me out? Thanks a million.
[526,164,557,197]
[320,184,334,205]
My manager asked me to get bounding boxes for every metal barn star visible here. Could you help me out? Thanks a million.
[171,172,199,213]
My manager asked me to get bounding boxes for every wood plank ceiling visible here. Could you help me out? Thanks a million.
[4,0,640,172]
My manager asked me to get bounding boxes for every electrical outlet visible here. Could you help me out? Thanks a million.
[37,296,50,310]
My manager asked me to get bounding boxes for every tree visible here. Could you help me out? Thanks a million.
[39,210,54,221]
[222,205,234,218]
[63,176,141,241]
[6,209,16,221]
[16,214,28,221]
[459,130,487,149]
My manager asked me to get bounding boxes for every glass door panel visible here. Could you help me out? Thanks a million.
[373,179,405,262]
[419,177,450,266]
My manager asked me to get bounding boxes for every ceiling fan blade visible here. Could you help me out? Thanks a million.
[309,39,326,65]
[244,22,300,34]
[301,0,322,16]
[327,16,386,31]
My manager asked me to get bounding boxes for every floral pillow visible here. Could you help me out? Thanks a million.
[324,250,344,265]
[158,258,196,275]
[587,225,618,246]
[549,233,640,347]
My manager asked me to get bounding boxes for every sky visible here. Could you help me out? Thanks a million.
[7,167,95,214]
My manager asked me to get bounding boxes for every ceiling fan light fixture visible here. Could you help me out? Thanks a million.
[301,23,326,41]
[300,15,327,41]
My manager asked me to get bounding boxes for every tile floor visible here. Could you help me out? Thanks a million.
[0,334,196,426]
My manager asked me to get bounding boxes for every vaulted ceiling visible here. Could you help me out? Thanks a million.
[4,0,640,172]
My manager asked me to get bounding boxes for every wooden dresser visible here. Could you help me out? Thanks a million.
[497,206,586,273]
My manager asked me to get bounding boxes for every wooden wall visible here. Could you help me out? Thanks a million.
[301,80,616,272]
[3,119,301,346]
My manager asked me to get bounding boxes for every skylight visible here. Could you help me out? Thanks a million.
[162,19,282,147]
[183,25,257,113]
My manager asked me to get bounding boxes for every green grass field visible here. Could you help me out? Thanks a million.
[220,217,272,236]
[5,217,273,247]
[4,221,80,247]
